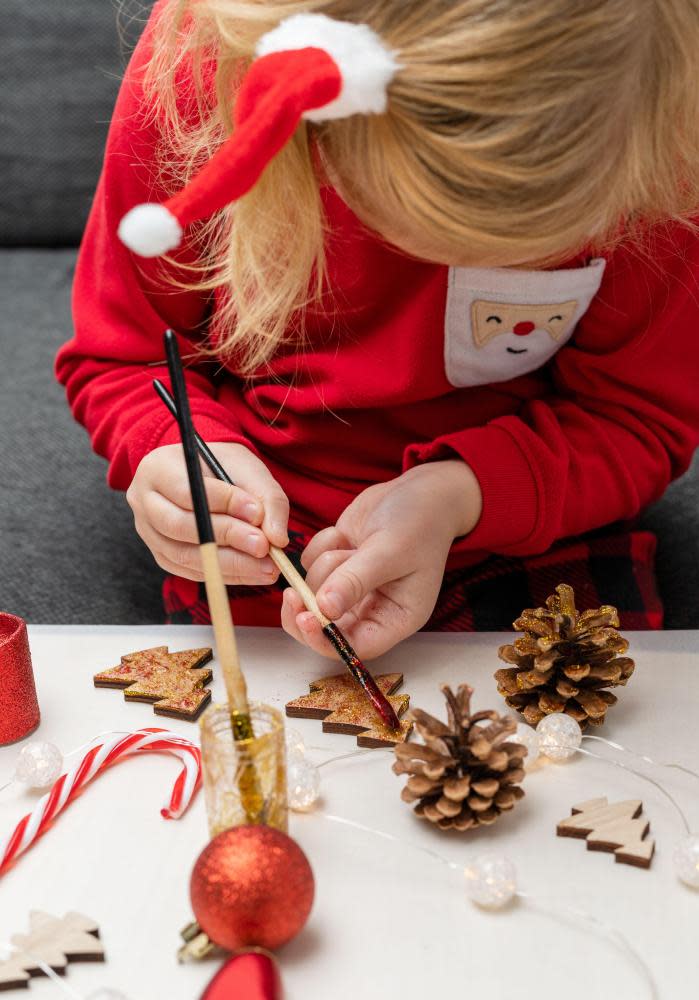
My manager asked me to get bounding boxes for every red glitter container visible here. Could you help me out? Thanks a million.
[0,612,40,745]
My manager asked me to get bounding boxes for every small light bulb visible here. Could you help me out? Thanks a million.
[536,713,582,761]
[287,757,321,811]
[14,742,64,788]
[673,835,699,889]
[515,723,540,768]
[464,854,517,909]
[285,727,306,761]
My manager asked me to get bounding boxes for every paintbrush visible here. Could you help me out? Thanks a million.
[162,331,254,744]
[153,369,401,732]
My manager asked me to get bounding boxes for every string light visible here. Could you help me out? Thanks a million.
[284,726,321,812]
[14,742,64,789]
[519,713,699,887]
[535,713,582,761]
[318,814,657,998]
[0,732,134,794]
[463,855,517,909]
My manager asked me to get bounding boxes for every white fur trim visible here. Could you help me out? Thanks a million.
[118,203,183,257]
[256,13,399,121]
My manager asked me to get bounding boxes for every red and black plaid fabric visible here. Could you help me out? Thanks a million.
[163,527,662,631]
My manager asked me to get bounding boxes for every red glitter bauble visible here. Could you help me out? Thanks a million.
[190,826,314,951]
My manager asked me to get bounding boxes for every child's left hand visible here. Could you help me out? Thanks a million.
[281,460,482,660]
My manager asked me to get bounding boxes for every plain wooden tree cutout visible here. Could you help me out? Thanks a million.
[0,911,104,989]
[557,797,655,868]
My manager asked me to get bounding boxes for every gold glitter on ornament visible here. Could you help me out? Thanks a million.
[94,646,213,720]
[286,673,412,747]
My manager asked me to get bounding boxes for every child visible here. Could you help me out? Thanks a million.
[57,0,699,657]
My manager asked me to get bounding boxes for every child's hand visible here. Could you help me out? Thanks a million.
[127,442,289,584]
[281,460,482,659]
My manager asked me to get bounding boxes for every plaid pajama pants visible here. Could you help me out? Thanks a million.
[163,527,662,631]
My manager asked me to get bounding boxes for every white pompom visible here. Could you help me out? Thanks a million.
[256,13,399,122]
[117,203,182,257]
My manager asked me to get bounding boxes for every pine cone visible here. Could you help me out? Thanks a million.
[495,583,635,728]
[393,684,526,831]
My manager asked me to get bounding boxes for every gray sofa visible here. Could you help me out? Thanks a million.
[1,1,696,626]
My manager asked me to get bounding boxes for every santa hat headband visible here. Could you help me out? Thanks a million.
[118,13,399,258]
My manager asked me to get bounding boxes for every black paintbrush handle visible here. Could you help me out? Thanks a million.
[163,331,214,545]
[153,379,232,485]
[153,378,305,550]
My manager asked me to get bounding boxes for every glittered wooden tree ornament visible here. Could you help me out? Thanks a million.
[557,797,655,868]
[285,673,412,747]
[94,646,213,720]
[495,584,635,728]
[0,911,104,989]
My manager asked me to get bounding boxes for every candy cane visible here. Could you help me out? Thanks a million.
[0,728,201,876]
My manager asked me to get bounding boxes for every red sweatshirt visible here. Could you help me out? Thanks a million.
[57,13,699,572]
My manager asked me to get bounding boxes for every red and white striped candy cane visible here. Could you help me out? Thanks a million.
[0,728,201,876]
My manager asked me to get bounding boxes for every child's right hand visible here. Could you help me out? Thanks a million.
[126,443,289,585]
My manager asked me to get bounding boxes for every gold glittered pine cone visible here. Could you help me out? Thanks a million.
[393,684,526,831]
[495,583,635,728]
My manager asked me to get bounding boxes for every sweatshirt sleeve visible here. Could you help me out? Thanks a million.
[403,224,699,556]
[55,6,253,492]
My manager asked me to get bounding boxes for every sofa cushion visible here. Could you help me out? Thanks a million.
[0,1,154,247]
[0,248,164,622]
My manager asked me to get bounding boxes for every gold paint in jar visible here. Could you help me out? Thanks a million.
[199,702,288,836]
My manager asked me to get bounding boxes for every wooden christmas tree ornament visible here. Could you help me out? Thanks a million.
[0,911,103,990]
[94,646,213,720]
[557,797,655,868]
[394,685,527,831]
[285,673,412,747]
[495,583,635,728]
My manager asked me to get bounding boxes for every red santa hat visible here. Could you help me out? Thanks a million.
[118,13,399,257]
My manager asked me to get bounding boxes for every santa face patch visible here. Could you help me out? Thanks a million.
[444,258,606,387]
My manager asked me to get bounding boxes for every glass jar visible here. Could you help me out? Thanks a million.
[199,702,288,837]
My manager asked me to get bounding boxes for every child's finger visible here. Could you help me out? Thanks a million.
[137,519,279,584]
[316,535,402,620]
[281,589,335,657]
[142,491,269,557]
[162,474,264,526]
[304,549,353,593]
[156,548,279,586]
[301,526,350,570]
[212,448,290,549]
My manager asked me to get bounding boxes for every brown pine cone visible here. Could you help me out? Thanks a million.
[495,583,635,728]
[393,684,526,831]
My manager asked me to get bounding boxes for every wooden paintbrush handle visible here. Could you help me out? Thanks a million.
[269,545,331,627]
[200,542,250,714]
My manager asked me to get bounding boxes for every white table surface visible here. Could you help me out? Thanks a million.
[1,626,698,1000]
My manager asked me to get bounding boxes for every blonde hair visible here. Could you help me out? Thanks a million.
[143,0,699,372]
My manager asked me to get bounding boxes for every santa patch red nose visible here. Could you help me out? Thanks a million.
[513,321,536,336]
